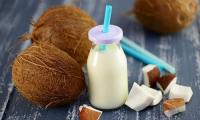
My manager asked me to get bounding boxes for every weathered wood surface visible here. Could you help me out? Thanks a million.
[0,0,200,119]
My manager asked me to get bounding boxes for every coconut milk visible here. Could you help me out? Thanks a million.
[87,43,128,109]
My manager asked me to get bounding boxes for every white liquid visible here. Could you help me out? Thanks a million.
[87,44,128,109]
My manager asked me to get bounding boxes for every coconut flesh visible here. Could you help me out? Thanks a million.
[12,43,85,107]
[133,0,198,33]
[21,5,96,66]
[12,5,96,107]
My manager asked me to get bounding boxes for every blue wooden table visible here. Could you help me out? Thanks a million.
[0,0,200,119]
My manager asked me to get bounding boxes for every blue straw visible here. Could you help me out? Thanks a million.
[103,4,112,33]
[100,4,112,51]
[121,43,165,72]
[121,37,176,74]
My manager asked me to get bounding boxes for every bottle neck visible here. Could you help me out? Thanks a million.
[92,42,121,52]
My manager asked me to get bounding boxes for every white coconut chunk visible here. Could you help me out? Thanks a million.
[79,104,102,113]
[125,83,154,111]
[79,104,102,120]
[141,85,162,106]
[142,64,160,88]
[163,98,186,117]
[164,105,186,117]
[169,84,193,102]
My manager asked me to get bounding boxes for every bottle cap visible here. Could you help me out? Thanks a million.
[88,25,123,44]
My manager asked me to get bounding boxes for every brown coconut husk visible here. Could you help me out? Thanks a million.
[133,0,199,33]
[12,43,85,107]
[21,5,96,66]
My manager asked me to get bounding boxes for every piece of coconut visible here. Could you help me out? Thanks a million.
[169,84,193,103]
[142,64,160,88]
[141,85,162,106]
[79,104,102,120]
[157,74,177,95]
[163,98,186,117]
[125,83,154,111]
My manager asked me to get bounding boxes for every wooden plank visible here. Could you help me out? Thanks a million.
[0,0,40,119]
[0,0,67,120]
[0,0,200,120]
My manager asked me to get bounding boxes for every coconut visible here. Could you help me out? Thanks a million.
[169,84,193,102]
[163,98,186,117]
[142,64,160,88]
[21,5,96,66]
[157,74,177,95]
[79,104,102,120]
[141,85,162,106]
[12,43,85,107]
[133,0,198,33]
[125,83,154,111]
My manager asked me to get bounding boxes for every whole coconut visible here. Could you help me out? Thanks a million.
[133,0,199,33]
[22,5,96,66]
[12,43,85,107]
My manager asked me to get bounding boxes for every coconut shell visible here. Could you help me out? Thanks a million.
[12,43,85,107]
[22,5,96,66]
[133,0,198,33]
